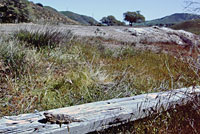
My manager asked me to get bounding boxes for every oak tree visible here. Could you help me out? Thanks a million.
[123,11,145,26]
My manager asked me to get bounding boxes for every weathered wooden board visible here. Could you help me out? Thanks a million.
[0,87,199,134]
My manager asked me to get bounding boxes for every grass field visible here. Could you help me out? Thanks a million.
[0,27,199,133]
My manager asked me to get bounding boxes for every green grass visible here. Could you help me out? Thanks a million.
[14,28,72,49]
[60,11,99,25]
[0,29,199,133]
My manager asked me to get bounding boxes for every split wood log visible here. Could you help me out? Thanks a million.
[0,86,200,134]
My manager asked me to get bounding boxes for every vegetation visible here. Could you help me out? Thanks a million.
[0,0,200,132]
[15,28,72,49]
[0,0,31,23]
[170,1,200,34]
[0,27,199,118]
[123,11,145,26]
[100,15,125,26]
[0,0,79,24]
[171,19,200,35]
[36,3,43,7]
[60,11,99,26]
[133,13,200,27]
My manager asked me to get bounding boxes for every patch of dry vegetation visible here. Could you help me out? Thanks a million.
[0,27,199,133]
[171,19,200,35]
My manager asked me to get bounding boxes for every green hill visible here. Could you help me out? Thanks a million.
[134,13,200,27]
[171,19,200,35]
[43,6,58,12]
[60,11,99,25]
[0,0,79,24]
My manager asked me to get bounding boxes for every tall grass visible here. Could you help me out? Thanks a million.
[0,28,199,122]
[0,39,27,76]
[14,28,73,48]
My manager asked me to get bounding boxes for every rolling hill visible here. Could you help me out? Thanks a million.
[134,13,200,27]
[0,0,79,24]
[60,11,99,25]
[171,19,200,35]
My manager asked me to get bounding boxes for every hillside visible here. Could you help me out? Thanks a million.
[0,0,79,24]
[60,11,99,25]
[134,13,200,27]
[43,6,58,12]
[171,19,200,35]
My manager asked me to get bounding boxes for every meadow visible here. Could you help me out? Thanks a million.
[0,26,199,133]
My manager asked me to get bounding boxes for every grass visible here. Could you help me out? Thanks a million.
[0,27,200,132]
[14,28,73,49]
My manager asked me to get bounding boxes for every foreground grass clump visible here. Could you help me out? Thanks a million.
[15,28,72,48]
[0,29,199,118]
[0,39,27,76]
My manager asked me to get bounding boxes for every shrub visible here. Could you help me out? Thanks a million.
[15,28,72,49]
[100,15,125,26]
[36,3,43,7]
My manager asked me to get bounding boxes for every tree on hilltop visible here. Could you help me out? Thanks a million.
[123,11,145,26]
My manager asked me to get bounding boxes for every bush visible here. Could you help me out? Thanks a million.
[100,16,125,26]
[15,28,72,49]
[36,3,43,7]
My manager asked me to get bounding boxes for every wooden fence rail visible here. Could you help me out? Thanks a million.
[0,87,200,134]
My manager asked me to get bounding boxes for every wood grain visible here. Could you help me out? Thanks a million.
[0,87,199,134]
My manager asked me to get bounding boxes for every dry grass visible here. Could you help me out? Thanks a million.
[0,27,199,133]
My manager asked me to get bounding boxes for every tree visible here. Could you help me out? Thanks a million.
[36,3,44,7]
[184,0,200,12]
[123,11,145,26]
[100,15,125,26]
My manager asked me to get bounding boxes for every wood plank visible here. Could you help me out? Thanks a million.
[0,87,199,134]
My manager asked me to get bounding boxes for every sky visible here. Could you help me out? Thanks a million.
[29,0,187,22]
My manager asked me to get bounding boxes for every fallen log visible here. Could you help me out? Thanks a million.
[0,86,200,134]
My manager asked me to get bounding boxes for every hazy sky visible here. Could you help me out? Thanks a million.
[29,0,187,21]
